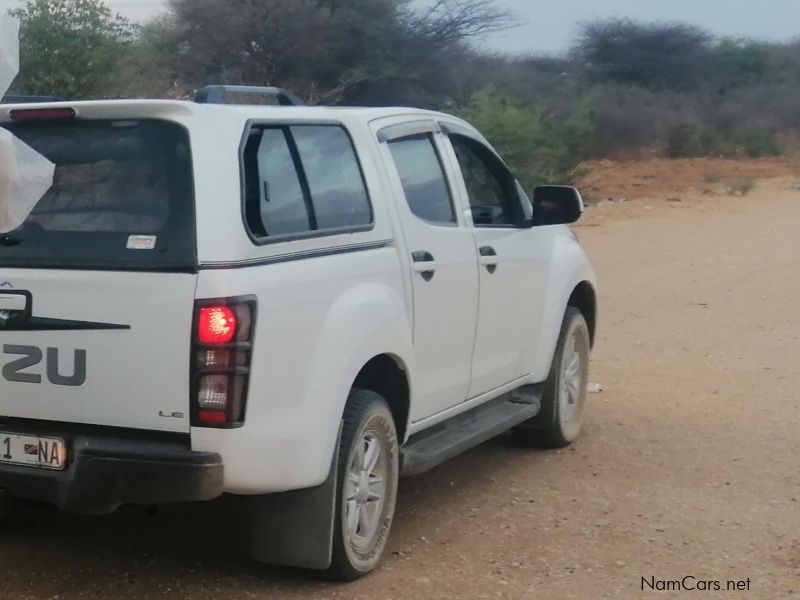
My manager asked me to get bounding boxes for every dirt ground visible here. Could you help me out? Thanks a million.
[577,156,799,201]
[2,167,799,599]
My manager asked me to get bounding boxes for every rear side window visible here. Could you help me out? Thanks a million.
[243,124,372,241]
[256,128,311,236]
[0,119,196,271]
[388,134,455,225]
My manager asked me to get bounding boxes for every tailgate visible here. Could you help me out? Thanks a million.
[0,116,197,432]
[0,270,196,432]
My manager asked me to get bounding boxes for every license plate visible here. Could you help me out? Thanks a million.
[0,433,67,471]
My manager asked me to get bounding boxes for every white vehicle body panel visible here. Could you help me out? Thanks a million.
[191,247,412,493]
[0,99,597,496]
[371,119,480,422]
[0,270,196,432]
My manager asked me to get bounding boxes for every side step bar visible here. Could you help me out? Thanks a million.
[400,384,543,476]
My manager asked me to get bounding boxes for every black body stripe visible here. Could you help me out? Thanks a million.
[198,240,391,271]
[0,317,130,332]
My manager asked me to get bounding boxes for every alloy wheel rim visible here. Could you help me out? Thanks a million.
[344,430,387,549]
[559,333,584,424]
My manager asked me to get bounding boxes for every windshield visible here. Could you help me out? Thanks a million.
[0,119,196,271]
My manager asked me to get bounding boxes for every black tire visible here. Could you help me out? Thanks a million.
[513,307,591,449]
[328,389,399,581]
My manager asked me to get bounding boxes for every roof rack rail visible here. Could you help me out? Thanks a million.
[194,85,304,107]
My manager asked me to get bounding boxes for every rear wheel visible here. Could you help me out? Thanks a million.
[513,307,591,448]
[328,389,399,580]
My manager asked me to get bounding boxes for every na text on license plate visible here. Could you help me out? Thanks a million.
[0,433,67,470]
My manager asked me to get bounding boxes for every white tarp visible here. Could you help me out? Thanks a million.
[0,129,55,232]
[0,16,19,97]
[0,15,55,234]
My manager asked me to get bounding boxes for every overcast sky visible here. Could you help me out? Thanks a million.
[2,0,799,55]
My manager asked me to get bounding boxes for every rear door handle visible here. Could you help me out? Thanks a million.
[479,246,498,274]
[412,251,437,282]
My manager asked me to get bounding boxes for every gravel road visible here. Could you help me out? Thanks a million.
[2,179,799,599]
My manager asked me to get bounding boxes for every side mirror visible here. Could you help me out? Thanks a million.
[530,185,584,227]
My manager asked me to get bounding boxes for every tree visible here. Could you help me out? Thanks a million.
[9,0,136,99]
[143,0,511,105]
[710,39,770,92]
[573,18,712,91]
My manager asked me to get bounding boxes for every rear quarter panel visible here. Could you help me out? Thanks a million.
[189,115,414,494]
[191,248,412,494]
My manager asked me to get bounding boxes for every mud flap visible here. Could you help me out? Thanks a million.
[249,427,341,570]
[518,385,557,430]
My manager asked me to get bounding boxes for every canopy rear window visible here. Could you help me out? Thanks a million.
[0,119,195,271]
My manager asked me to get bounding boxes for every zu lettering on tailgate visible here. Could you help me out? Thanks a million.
[1,345,87,387]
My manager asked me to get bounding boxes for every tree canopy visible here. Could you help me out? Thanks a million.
[141,0,511,104]
[9,0,136,98]
[572,18,713,91]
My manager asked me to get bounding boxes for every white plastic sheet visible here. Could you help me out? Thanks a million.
[0,16,19,98]
[0,129,55,232]
[0,15,55,234]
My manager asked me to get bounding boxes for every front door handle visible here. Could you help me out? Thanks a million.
[412,251,437,282]
[479,246,498,274]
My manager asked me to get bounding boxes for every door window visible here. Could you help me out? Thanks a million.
[388,134,456,225]
[449,135,527,227]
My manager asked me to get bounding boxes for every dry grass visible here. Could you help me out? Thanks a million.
[721,177,757,196]
[786,154,800,192]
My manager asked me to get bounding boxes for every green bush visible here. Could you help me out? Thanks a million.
[664,126,781,159]
[454,86,593,188]
[731,130,781,157]
[665,124,725,157]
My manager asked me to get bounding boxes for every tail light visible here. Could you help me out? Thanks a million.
[9,107,76,121]
[191,298,256,428]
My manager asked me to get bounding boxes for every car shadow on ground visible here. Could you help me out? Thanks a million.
[0,432,553,591]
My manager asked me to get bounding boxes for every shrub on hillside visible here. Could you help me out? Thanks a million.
[665,124,725,158]
[731,129,781,157]
[454,86,593,187]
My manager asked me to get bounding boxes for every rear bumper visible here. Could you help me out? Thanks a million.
[0,426,223,515]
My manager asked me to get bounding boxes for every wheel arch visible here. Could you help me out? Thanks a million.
[308,286,413,486]
[528,240,598,381]
[352,353,411,442]
[567,281,597,347]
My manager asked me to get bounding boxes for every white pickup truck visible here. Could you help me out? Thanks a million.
[0,86,597,579]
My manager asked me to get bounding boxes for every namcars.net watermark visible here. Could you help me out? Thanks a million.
[642,576,752,592]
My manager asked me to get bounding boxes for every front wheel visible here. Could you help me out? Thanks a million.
[328,389,399,580]
[513,307,591,448]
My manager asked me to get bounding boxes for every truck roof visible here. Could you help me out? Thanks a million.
[0,99,467,129]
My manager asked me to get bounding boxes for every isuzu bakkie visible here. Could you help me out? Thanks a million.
[0,86,597,579]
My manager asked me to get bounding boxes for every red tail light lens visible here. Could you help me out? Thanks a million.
[198,306,237,344]
[191,298,256,428]
[197,410,228,425]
